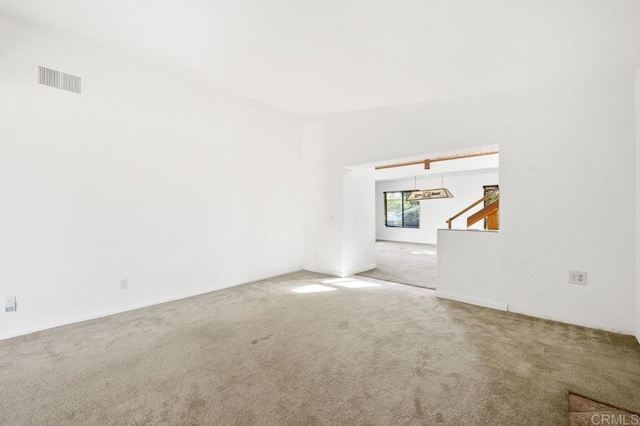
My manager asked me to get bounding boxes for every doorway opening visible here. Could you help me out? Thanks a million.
[355,146,499,290]
[358,240,438,289]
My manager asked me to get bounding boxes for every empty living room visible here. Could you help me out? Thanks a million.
[1,1,640,425]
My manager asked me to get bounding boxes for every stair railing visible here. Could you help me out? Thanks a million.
[446,190,499,229]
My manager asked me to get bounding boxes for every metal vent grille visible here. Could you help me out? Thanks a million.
[38,65,81,94]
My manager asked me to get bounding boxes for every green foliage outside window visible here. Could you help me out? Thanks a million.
[385,191,419,228]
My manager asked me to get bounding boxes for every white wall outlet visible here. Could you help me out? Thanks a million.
[569,271,587,285]
[120,279,128,290]
[5,296,16,313]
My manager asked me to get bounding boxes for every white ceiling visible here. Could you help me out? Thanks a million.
[1,0,640,116]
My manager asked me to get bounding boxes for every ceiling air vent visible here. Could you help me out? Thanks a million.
[37,65,81,94]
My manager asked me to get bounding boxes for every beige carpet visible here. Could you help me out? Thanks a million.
[1,271,639,425]
[358,240,437,289]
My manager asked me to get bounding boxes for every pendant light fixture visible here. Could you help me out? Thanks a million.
[407,173,453,201]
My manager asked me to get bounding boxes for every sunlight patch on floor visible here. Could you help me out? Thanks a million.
[323,278,381,289]
[291,284,338,294]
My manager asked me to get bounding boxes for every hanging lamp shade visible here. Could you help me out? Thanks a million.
[407,188,453,201]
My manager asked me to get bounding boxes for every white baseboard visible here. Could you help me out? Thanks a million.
[508,304,635,336]
[0,286,239,342]
[435,290,508,312]
[0,267,303,342]
[344,263,377,277]
[303,266,344,277]
[434,294,635,336]
[302,263,377,278]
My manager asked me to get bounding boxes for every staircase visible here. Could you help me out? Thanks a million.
[446,190,499,230]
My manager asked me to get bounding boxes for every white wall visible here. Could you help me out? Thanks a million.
[303,74,637,334]
[376,170,499,244]
[0,14,303,340]
[343,168,376,276]
[437,229,504,311]
[636,68,640,343]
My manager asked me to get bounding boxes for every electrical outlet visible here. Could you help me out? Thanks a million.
[5,296,16,313]
[120,279,128,290]
[569,271,587,285]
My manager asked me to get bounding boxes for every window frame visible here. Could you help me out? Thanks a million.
[384,190,420,228]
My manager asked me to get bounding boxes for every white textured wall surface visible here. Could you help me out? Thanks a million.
[636,68,640,343]
[303,74,636,334]
[436,230,504,311]
[343,169,377,276]
[0,14,303,340]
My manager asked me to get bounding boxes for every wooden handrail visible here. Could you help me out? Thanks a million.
[467,200,499,228]
[446,190,499,229]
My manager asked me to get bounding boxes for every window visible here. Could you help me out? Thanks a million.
[483,185,499,230]
[384,191,420,228]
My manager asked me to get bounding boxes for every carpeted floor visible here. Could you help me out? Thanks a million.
[568,393,639,425]
[358,240,437,289]
[1,271,639,425]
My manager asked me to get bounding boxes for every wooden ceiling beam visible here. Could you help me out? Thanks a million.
[375,150,498,170]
